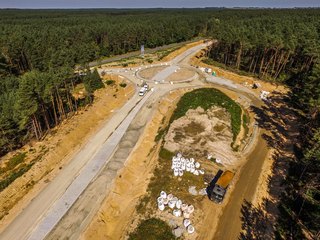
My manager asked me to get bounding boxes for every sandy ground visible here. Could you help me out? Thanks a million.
[100,40,204,69]
[162,41,204,62]
[165,67,196,82]
[138,66,166,79]
[190,54,287,95]
[193,51,293,238]
[0,76,134,232]
[82,84,253,240]
[82,89,187,240]
[1,40,287,240]
[83,45,286,240]
[164,106,239,166]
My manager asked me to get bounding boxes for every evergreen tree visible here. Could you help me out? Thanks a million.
[83,68,104,96]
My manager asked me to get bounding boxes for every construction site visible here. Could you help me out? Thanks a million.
[0,40,285,240]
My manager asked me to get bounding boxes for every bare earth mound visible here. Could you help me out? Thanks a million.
[164,106,238,166]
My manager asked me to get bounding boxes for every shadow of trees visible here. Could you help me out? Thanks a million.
[239,91,301,239]
[239,199,273,240]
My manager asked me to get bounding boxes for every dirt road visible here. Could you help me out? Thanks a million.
[1,40,270,240]
[0,91,151,240]
[46,85,204,240]
[88,39,203,68]
[0,41,208,240]
[213,131,269,240]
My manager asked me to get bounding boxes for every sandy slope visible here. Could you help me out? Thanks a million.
[0,77,134,233]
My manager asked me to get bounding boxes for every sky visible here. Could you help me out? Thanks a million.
[0,0,319,9]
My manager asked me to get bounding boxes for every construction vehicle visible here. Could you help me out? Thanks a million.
[209,170,234,203]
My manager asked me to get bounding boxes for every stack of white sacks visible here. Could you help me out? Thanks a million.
[157,191,195,234]
[171,153,205,177]
[260,90,270,100]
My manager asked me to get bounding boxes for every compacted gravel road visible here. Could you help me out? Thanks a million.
[0,41,268,240]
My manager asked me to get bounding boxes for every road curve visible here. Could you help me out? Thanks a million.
[0,41,209,240]
[0,40,268,240]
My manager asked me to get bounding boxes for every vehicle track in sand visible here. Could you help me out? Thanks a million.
[1,40,276,240]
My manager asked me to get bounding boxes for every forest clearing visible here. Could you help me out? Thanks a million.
[0,7,319,240]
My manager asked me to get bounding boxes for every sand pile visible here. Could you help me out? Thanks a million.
[164,106,238,166]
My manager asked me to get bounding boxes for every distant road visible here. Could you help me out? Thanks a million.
[0,40,208,240]
[88,38,203,68]
[1,38,269,240]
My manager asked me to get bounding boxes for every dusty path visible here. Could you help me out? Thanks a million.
[92,46,270,240]
[0,40,274,240]
[213,132,269,240]
[47,86,196,240]
[43,43,211,239]
[0,41,210,240]
[82,88,194,240]
[0,91,152,239]
[28,91,153,240]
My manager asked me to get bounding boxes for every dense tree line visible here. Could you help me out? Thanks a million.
[0,9,210,155]
[205,9,320,239]
[207,9,320,81]
[0,9,209,75]
[0,9,319,238]
[0,68,103,154]
[276,62,320,239]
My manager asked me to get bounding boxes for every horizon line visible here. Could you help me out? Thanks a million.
[1,7,320,10]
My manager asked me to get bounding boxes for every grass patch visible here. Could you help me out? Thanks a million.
[170,88,242,142]
[154,128,167,143]
[0,152,27,175]
[156,46,180,60]
[105,80,115,85]
[136,195,151,215]
[242,111,250,137]
[119,83,127,88]
[158,147,175,160]
[0,161,35,192]
[129,218,175,240]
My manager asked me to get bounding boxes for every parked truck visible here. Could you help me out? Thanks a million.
[209,170,234,203]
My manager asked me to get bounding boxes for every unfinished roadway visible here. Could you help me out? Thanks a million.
[0,41,269,240]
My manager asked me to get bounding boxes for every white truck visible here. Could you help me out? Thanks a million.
[139,83,149,96]
[139,87,146,96]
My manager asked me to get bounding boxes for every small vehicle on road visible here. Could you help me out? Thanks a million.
[139,87,147,96]
[139,83,149,96]
[209,170,234,203]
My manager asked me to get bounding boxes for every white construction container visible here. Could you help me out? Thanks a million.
[181,204,188,211]
[158,203,165,211]
[168,201,175,209]
[173,209,182,217]
[176,200,182,209]
[160,191,167,199]
[183,219,191,228]
[188,205,194,214]
[187,225,195,234]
